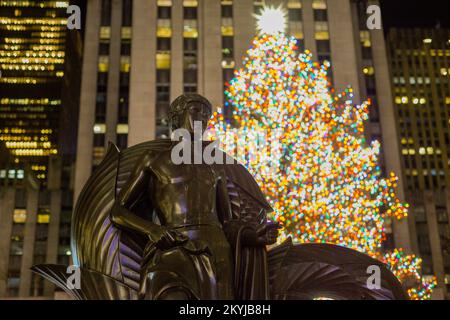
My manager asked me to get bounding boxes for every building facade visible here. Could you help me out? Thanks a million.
[0,0,82,298]
[387,28,450,298]
[0,0,71,182]
[0,146,73,298]
[74,0,412,256]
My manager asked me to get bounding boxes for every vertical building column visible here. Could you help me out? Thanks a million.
[0,188,15,298]
[198,0,222,109]
[233,1,254,69]
[171,0,184,101]
[18,188,39,297]
[301,0,317,58]
[74,0,102,202]
[43,189,62,297]
[424,191,446,294]
[105,0,123,146]
[44,157,62,297]
[370,16,414,252]
[327,0,361,101]
[128,0,157,146]
[446,189,450,229]
[350,1,367,98]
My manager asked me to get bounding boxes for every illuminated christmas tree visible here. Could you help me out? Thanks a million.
[208,6,435,299]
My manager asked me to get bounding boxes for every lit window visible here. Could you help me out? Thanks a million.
[287,0,302,9]
[314,22,329,40]
[157,0,172,6]
[156,53,171,69]
[98,56,109,72]
[312,0,327,9]
[100,27,111,39]
[423,38,432,44]
[157,27,172,37]
[360,31,371,47]
[221,26,234,36]
[157,19,172,37]
[184,20,198,38]
[120,56,131,72]
[221,59,235,69]
[183,0,198,7]
[116,124,129,134]
[363,67,374,75]
[93,124,106,134]
[13,209,27,223]
[221,18,234,36]
[315,31,329,40]
[16,170,24,179]
[93,147,106,165]
[121,27,132,39]
[289,21,303,39]
[37,214,50,224]
[55,1,69,8]
[419,147,426,155]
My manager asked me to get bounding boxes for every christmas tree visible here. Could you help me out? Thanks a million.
[208,7,436,299]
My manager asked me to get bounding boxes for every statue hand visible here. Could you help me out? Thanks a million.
[152,228,189,251]
[241,220,281,246]
[257,220,281,245]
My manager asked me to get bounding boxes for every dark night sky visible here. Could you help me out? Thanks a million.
[380,0,450,30]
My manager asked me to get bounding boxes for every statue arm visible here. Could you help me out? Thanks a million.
[217,173,264,246]
[110,152,165,242]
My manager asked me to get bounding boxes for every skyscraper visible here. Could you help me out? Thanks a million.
[0,0,82,298]
[0,0,71,182]
[387,28,450,298]
[74,0,412,261]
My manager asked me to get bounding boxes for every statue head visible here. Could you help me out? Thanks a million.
[168,93,212,134]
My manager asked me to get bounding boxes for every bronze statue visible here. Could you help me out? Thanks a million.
[32,94,408,300]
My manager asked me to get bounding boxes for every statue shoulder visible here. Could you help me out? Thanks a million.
[115,139,173,189]
[120,139,173,162]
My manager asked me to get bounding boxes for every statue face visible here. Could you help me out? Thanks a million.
[180,101,211,134]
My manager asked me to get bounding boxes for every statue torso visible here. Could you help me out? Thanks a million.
[147,147,224,228]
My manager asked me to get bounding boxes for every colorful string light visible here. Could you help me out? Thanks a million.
[382,249,437,300]
[208,32,434,299]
